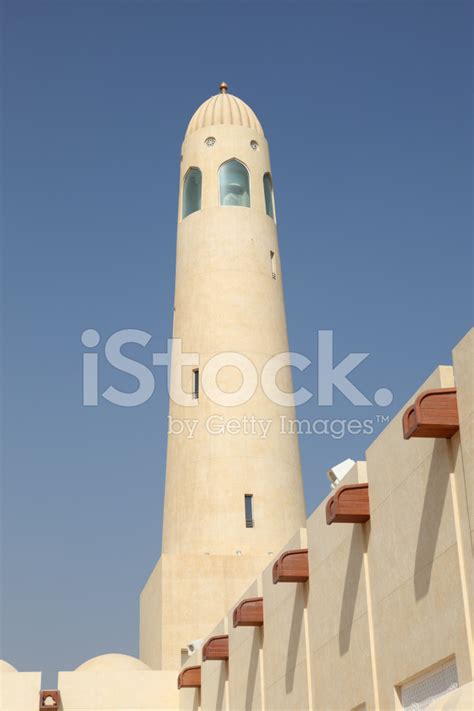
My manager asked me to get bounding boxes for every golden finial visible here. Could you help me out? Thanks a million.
[219,82,229,94]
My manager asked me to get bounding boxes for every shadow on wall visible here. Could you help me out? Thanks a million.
[245,629,263,709]
[285,585,308,694]
[338,525,365,656]
[216,662,227,710]
[414,439,452,601]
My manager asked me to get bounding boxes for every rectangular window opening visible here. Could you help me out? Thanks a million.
[270,250,277,279]
[399,659,458,710]
[192,368,199,399]
[244,494,254,528]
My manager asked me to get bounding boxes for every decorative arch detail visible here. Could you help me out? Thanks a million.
[182,167,202,218]
[219,159,250,207]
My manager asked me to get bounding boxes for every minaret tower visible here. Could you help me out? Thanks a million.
[140,84,306,670]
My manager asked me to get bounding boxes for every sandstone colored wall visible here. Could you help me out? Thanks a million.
[0,671,41,711]
[260,528,312,711]
[227,580,264,711]
[308,462,376,711]
[177,330,473,711]
[200,620,229,711]
[140,552,271,670]
[57,669,178,710]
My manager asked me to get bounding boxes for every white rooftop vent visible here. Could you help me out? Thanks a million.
[326,458,355,490]
[184,639,203,656]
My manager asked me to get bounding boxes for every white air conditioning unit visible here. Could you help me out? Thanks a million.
[326,458,355,489]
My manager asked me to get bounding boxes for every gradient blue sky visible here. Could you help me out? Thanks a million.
[2,0,472,685]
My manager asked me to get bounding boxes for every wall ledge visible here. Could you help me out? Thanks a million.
[403,388,459,439]
[233,597,264,627]
[326,483,370,525]
[272,549,309,584]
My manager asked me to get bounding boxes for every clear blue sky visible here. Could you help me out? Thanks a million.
[2,0,472,685]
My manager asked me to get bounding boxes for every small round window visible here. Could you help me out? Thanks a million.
[205,137,216,147]
[250,140,259,151]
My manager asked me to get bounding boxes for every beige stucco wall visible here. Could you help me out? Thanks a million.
[365,362,472,708]
[0,670,41,711]
[178,647,201,711]
[57,668,178,710]
[140,552,271,670]
[451,329,474,653]
[307,461,376,710]
[177,330,473,711]
[200,620,228,711]
[261,528,312,711]
[226,579,264,711]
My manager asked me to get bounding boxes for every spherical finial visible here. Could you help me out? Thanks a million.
[219,82,229,94]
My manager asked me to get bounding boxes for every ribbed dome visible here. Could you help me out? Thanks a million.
[185,83,264,138]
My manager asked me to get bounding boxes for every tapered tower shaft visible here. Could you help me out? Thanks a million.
[162,85,306,556]
[140,86,306,670]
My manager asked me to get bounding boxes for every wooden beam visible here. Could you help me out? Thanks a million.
[233,597,264,627]
[403,388,459,439]
[272,549,309,584]
[177,666,201,689]
[326,483,370,525]
[202,635,229,662]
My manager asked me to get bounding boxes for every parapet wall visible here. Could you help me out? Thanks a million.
[178,330,473,711]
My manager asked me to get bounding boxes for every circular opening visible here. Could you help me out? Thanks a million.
[250,140,259,150]
[205,136,216,147]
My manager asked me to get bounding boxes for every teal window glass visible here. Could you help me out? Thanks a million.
[182,168,202,218]
[263,173,274,219]
[219,160,250,207]
[244,494,254,528]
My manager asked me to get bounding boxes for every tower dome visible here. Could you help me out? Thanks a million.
[185,82,264,137]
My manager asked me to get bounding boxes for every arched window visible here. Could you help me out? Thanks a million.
[182,168,202,218]
[263,173,275,219]
[219,160,250,207]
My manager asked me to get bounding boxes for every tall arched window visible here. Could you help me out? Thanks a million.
[219,160,250,207]
[182,168,202,218]
[263,173,275,219]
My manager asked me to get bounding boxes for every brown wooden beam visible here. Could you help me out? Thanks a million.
[233,597,264,627]
[326,483,370,525]
[202,635,229,662]
[177,665,201,689]
[272,549,309,584]
[403,388,459,439]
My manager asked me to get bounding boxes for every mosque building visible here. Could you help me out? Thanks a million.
[1,85,472,711]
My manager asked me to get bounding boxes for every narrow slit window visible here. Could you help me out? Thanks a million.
[244,494,254,528]
[192,369,199,399]
[270,250,277,279]
[263,172,275,219]
[182,168,202,218]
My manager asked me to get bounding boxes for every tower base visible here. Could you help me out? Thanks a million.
[140,552,271,670]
